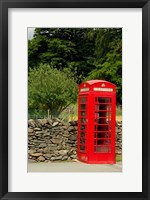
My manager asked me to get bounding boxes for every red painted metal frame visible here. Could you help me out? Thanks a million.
[77,80,116,164]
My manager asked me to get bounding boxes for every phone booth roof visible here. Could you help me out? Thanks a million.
[79,80,116,93]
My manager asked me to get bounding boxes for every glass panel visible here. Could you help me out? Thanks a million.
[94,97,112,153]
[98,139,104,145]
[81,118,86,123]
[81,111,86,116]
[96,146,111,153]
[97,118,108,124]
[107,104,112,111]
[81,132,85,137]
[98,97,111,103]
[79,96,87,153]
[96,124,109,131]
[105,132,109,138]
[97,146,101,152]
[98,104,107,111]
[94,145,111,153]
[96,131,111,139]
[80,145,85,152]
[80,138,85,144]
[81,104,86,110]
[105,139,111,144]
[94,139,104,145]
[97,132,105,138]
[107,120,111,124]
[95,105,112,111]
[81,97,86,103]
[80,124,86,131]
[95,118,111,124]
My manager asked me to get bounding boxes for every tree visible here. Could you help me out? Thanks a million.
[28,64,78,117]
[86,28,122,104]
[28,28,122,104]
[28,28,96,83]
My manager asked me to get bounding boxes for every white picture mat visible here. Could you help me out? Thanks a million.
[8,8,142,192]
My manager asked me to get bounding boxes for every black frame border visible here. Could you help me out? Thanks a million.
[0,0,150,199]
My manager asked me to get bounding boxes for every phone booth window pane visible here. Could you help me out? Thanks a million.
[81,132,85,137]
[105,139,111,144]
[94,146,111,153]
[80,145,85,152]
[94,96,112,153]
[81,97,86,103]
[99,104,107,111]
[97,119,107,124]
[81,104,86,110]
[97,132,104,138]
[81,124,86,131]
[98,97,111,103]
[80,138,85,144]
[81,111,86,116]
[81,118,86,123]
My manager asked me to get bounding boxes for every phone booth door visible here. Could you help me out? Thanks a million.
[90,95,115,163]
[77,95,88,162]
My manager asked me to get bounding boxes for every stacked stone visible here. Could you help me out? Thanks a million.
[115,121,122,155]
[28,119,77,162]
[28,119,122,162]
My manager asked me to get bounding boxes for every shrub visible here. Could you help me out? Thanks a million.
[28,64,78,117]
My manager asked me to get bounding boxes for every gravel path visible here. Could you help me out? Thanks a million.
[28,160,122,172]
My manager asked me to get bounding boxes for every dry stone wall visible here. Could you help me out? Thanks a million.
[28,119,122,162]
[116,121,122,155]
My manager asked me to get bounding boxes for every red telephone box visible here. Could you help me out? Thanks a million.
[77,80,116,164]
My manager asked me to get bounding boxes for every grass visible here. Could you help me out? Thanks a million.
[61,104,122,122]
[29,104,122,122]
[116,154,122,162]
[116,110,122,116]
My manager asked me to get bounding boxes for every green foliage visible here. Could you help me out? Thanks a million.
[28,28,96,83]
[28,65,78,117]
[116,106,122,116]
[28,28,122,104]
[116,154,122,162]
[86,28,122,104]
